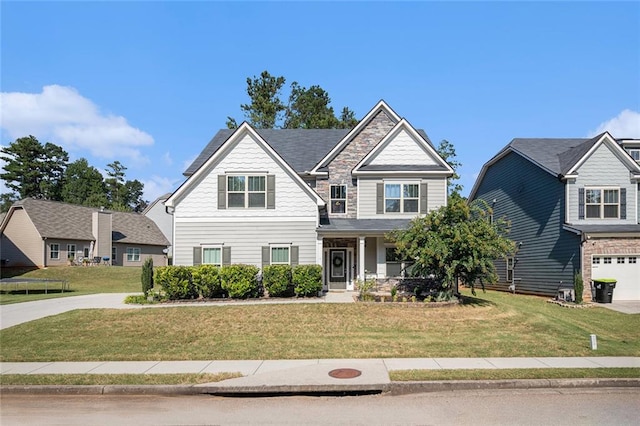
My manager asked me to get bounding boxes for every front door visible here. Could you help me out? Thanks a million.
[329,249,347,290]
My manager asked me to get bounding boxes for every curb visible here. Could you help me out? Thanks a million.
[2,379,638,396]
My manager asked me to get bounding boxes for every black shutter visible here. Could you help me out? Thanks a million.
[222,247,231,265]
[267,175,276,209]
[262,246,270,269]
[376,183,384,214]
[291,246,299,266]
[193,247,202,266]
[578,188,585,220]
[218,175,227,210]
[420,183,428,214]
[620,188,626,220]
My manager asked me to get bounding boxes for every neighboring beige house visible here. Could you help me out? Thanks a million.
[142,193,173,260]
[0,198,170,269]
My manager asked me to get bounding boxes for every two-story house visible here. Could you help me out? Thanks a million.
[469,132,640,301]
[165,101,453,291]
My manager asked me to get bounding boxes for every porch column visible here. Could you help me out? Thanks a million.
[316,236,325,290]
[358,236,365,282]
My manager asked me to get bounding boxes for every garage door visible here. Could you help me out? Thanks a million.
[592,255,640,301]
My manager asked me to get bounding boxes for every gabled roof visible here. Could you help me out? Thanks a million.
[1,198,169,246]
[469,132,640,200]
[167,122,326,208]
[142,193,171,215]
[352,119,453,175]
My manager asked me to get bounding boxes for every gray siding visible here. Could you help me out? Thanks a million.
[472,152,581,296]
[358,177,446,219]
[174,220,317,269]
[112,243,167,267]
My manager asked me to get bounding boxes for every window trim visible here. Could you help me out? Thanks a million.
[270,244,290,265]
[385,245,414,278]
[384,181,420,214]
[126,247,141,262]
[330,184,347,214]
[506,256,514,282]
[201,245,223,266]
[585,187,620,219]
[227,174,267,209]
[50,243,60,260]
[67,244,76,259]
[628,148,640,162]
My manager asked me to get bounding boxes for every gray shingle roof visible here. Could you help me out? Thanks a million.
[565,224,640,234]
[318,218,411,233]
[13,198,169,246]
[357,165,450,172]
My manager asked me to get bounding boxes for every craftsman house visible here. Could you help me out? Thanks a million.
[165,100,454,290]
[0,198,170,268]
[469,132,640,301]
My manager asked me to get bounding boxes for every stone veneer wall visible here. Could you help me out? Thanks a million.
[315,111,396,218]
[581,237,640,302]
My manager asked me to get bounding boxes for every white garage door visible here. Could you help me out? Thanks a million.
[592,255,640,301]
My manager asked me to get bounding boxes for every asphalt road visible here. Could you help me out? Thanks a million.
[2,388,639,425]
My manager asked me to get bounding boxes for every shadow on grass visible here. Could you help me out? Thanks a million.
[0,267,39,279]
[0,289,77,296]
[459,294,495,307]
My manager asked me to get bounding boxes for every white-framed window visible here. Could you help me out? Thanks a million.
[126,247,141,262]
[506,257,514,282]
[330,185,347,214]
[271,246,290,265]
[617,257,625,264]
[585,188,619,219]
[50,243,60,260]
[628,149,640,162]
[629,257,637,264]
[385,183,419,213]
[228,175,266,208]
[202,246,222,266]
[67,244,76,259]
[385,246,414,277]
[603,257,612,264]
[593,257,600,264]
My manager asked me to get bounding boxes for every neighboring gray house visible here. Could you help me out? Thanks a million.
[143,193,173,260]
[165,100,454,291]
[0,198,170,268]
[469,132,640,301]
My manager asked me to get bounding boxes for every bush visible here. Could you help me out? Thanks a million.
[292,264,323,297]
[263,264,294,297]
[220,264,260,299]
[574,271,584,304]
[155,266,197,300]
[192,265,225,298]
[141,257,154,297]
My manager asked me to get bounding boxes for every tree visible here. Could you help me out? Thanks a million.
[337,107,359,129]
[61,158,108,207]
[0,193,18,213]
[284,83,339,129]
[389,194,515,295]
[124,179,147,212]
[437,139,463,196]
[228,70,287,129]
[105,161,127,210]
[0,136,68,200]
[141,257,154,297]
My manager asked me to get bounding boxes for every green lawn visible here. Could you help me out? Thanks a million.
[0,266,141,304]
[1,289,638,361]
[0,373,240,386]
[390,368,640,381]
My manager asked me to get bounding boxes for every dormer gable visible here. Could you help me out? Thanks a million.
[564,132,640,178]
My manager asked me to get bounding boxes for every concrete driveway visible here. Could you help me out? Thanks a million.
[598,300,640,314]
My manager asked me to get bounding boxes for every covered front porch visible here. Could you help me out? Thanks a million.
[316,219,412,291]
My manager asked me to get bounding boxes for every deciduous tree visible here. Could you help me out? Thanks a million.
[61,158,108,207]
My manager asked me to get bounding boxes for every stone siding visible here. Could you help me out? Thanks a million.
[316,111,396,218]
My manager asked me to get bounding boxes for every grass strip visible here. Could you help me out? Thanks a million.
[0,372,241,386]
[390,368,640,381]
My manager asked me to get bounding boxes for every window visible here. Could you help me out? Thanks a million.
[628,149,640,162]
[271,246,290,264]
[506,257,514,282]
[126,247,141,262]
[112,247,117,264]
[386,247,414,277]
[50,244,60,260]
[603,257,612,264]
[84,247,90,257]
[617,257,625,264]
[593,257,600,264]
[202,247,222,266]
[330,185,347,214]
[585,188,619,219]
[67,244,76,259]
[629,257,637,264]
[228,175,266,208]
[385,183,419,213]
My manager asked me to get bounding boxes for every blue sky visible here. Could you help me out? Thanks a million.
[2,1,639,201]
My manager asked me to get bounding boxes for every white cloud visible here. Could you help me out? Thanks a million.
[0,85,154,165]
[162,152,173,166]
[589,109,640,139]
[141,175,181,203]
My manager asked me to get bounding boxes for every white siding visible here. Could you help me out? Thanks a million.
[174,133,318,219]
[368,129,437,166]
[144,200,173,248]
[567,143,637,224]
[174,219,317,267]
[358,177,447,219]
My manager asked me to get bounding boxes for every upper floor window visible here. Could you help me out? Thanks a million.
[385,183,419,213]
[628,149,640,162]
[585,188,619,219]
[228,175,266,208]
[330,185,347,214]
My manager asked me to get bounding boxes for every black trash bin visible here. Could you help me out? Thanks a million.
[593,279,616,303]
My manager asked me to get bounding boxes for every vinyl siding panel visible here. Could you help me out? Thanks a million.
[173,220,317,268]
[368,129,437,166]
[472,152,581,296]
[0,209,43,267]
[175,133,318,219]
[567,143,637,224]
[144,202,173,249]
[358,177,446,219]
[113,243,167,267]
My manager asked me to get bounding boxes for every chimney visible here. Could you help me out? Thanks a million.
[92,210,112,259]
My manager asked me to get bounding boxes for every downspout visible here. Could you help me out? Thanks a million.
[42,237,47,268]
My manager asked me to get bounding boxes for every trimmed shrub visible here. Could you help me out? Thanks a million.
[192,265,225,298]
[263,264,294,297]
[141,257,154,297]
[574,271,584,304]
[220,264,260,299]
[292,264,323,297]
[155,266,197,300]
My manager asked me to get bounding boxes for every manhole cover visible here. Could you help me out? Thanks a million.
[328,368,362,379]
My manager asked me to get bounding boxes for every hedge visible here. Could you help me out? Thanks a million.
[293,264,323,297]
[155,266,197,300]
[220,264,260,299]
[192,265,225,298]
[263,264,294,297]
